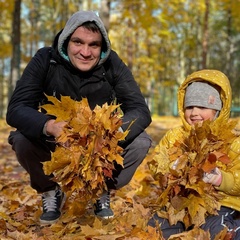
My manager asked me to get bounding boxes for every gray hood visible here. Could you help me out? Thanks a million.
[58,11,111,65]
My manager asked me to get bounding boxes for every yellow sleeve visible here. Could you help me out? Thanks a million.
[217,137,240,196]
[151,127,184,175]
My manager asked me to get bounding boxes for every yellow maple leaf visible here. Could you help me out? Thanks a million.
[151,119,237,228]
[168,226,210,239]
[41,96,131,207]
[41,95,74,122]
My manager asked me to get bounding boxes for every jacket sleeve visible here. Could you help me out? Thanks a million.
[6,47,53,138]
[150,127,183,174]
[109,51,152,145]
[217,137,240,196]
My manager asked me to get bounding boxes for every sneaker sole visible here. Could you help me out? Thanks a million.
[100,215,114,220]
[95,212,114,219]
[39,193,67,225]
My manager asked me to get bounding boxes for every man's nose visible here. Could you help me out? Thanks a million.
[81,45,91,56]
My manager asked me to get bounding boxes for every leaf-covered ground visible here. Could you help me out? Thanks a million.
[2,116,239,239]
[0,116,182,240]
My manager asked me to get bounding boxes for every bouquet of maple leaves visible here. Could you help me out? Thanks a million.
[41,96,129,210]
[152,119,238,229]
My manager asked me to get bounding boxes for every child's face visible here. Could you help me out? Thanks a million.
[184,106,217,125]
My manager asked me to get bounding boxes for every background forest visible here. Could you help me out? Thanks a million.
[1,1,240,239]
[1,0,240,118]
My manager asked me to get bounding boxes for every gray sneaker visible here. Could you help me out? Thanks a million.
[94,191,114,219]
[40,187,66,224]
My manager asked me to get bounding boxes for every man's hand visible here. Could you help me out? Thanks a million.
[202,167,222,186]
[44,119,66,138]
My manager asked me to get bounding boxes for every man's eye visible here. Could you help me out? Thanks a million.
[90,43,101,48]
[74,40,81,45]
[70,39,82,45]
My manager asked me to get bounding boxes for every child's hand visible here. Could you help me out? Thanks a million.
[202,167,222,186]
[171,159,179,170]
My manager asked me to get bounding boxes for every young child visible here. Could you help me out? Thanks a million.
[148,69,240,239]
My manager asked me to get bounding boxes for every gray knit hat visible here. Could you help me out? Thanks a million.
[184,82,222,110]
[58,11,111,65]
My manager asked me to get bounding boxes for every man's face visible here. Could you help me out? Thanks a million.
[67,26,102,72]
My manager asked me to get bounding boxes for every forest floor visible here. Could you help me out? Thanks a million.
[0,116,182,240]
[1,116,238,239]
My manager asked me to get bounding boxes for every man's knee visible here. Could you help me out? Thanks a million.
[128,131,152,151]
[8,130,52,160]
[121,131,151,170]
[8,131,32,153]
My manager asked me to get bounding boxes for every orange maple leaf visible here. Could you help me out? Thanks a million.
[41,96,131,207]
[151,119,238,228]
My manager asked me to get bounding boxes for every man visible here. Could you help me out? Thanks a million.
[6,11,152,224]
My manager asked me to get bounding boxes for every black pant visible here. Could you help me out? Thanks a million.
[8,130,152,193]
[148,206,240,239]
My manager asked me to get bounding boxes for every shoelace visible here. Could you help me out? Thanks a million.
[42,190,59,212]
[97,191,110,209]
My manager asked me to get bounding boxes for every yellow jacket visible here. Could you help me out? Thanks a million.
[153,69,240,212]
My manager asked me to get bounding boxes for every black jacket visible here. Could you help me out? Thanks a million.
[6,46,151,146]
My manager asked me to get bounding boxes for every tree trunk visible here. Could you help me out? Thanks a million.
[99,0,111,32]
[202,0,209,69]
[0,60,4,118]
[8,0,21,101]
[225,8,233,77]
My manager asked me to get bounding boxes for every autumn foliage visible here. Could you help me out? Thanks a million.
[41,96,129,208]
[1,117,239,239]
[150,119,238,229]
